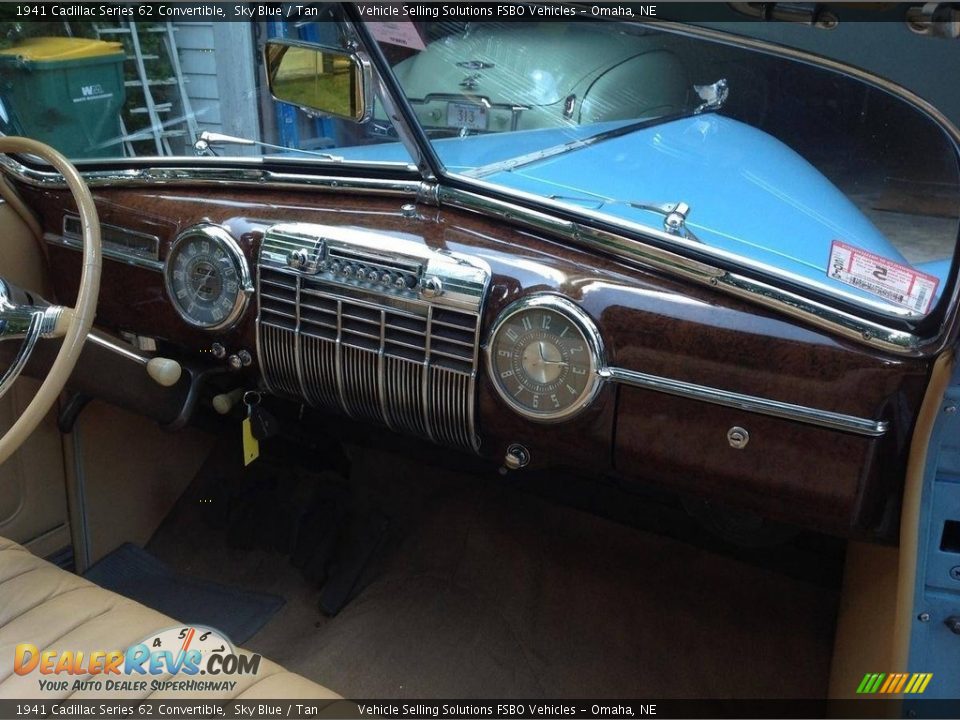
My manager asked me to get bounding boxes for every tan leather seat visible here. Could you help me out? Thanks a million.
[0,537,339,699]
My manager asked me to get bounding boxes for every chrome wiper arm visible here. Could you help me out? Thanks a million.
[194,131,344,161]
[625,200,701,243]
[462,111,694,180]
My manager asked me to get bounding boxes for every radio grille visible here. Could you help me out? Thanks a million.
[256,224,488,452]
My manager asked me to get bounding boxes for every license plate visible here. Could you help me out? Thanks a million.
[447,102,487,130]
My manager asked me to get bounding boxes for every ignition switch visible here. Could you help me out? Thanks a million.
[500,443,530,474]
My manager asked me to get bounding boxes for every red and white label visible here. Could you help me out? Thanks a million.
[368,22,426,50]
[828,240,939,314]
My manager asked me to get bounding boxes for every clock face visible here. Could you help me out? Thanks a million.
[488,297,602,421]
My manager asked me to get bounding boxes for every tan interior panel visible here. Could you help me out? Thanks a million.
[0,377,68,547]
[828,541,899,699]
[75,400,213,565]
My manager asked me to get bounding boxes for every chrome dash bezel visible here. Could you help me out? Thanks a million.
[163,223,254,332]
[486,294,606,423]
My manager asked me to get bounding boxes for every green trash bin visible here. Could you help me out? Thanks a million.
[0,37,126,159]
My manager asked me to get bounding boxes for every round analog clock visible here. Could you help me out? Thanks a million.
[164,225,252,330]
[486,295,605,422]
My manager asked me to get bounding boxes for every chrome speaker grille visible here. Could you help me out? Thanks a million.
[256,223,489,452]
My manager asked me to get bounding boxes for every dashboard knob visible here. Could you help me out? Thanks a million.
[329,260,341,274]
[227,354,244,370]
[210,342,226,360]
[146,357,182,387]
[420,277,443,298]
[393,275,407,290]
[503,443,530,471]
[286,248,309,270]
[367,269,380,282]
[342,264,354,276]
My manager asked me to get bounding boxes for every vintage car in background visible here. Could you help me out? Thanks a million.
[0,2,958,710]
[384,22,689,133]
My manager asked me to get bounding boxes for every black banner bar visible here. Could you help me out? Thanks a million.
[0,2,935,24]
[2,699,960,719]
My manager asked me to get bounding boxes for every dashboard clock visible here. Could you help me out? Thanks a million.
[164,224,252,330]
[487,295,604,422]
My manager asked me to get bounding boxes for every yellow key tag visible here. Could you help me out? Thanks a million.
[242,417,259,466]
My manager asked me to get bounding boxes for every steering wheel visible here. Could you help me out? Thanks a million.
[0,137,101,465]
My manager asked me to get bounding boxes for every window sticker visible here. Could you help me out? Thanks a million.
[368,21,426,50]
[828,240,939,314]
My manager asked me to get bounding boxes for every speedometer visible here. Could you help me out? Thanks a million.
[486,295,605,422]
[164,225,252,330]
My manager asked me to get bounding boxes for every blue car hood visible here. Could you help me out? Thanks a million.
[338,115,946,307]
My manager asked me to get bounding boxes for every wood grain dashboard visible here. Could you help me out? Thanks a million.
[17,184,933,538]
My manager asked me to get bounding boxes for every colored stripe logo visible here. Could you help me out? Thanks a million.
[856,672,933,694]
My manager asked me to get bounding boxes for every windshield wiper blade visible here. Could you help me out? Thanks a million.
[462,111,694,180]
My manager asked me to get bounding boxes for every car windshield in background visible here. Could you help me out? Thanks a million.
[370,20,960,320]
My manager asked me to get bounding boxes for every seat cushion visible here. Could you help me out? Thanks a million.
[0,537,339,699]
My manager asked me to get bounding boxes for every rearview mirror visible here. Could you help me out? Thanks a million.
[264,40,373,123]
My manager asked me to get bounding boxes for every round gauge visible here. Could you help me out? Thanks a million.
[486,295,605,422]
[164,225,251,330]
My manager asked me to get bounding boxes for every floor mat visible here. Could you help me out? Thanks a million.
[84,543,284,645]
[148,439,840,698]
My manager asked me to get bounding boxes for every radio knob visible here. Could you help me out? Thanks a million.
[420,277,442,299]
[286,248,309,270]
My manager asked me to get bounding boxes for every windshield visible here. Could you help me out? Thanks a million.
[369,19,960,320]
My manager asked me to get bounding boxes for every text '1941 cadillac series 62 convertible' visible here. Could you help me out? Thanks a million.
[0,2,958,716]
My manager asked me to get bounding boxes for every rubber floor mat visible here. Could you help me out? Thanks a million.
[84,542,283,645]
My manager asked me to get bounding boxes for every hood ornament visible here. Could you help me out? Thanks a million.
[456,60,495,70]
[459,73,481,90]
[693,78,729,114]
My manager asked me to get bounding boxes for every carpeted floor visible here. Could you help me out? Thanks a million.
[147,439,840,699]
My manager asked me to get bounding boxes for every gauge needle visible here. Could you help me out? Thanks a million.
[537,341,568,366]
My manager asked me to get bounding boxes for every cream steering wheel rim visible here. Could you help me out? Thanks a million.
[0,137,101,465]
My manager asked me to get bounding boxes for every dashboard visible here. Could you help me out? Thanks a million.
[20,184,932,539]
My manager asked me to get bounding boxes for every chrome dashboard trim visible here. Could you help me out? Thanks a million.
[46,232,164,273]
[604,366,889,438]
[54,214,163,272]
